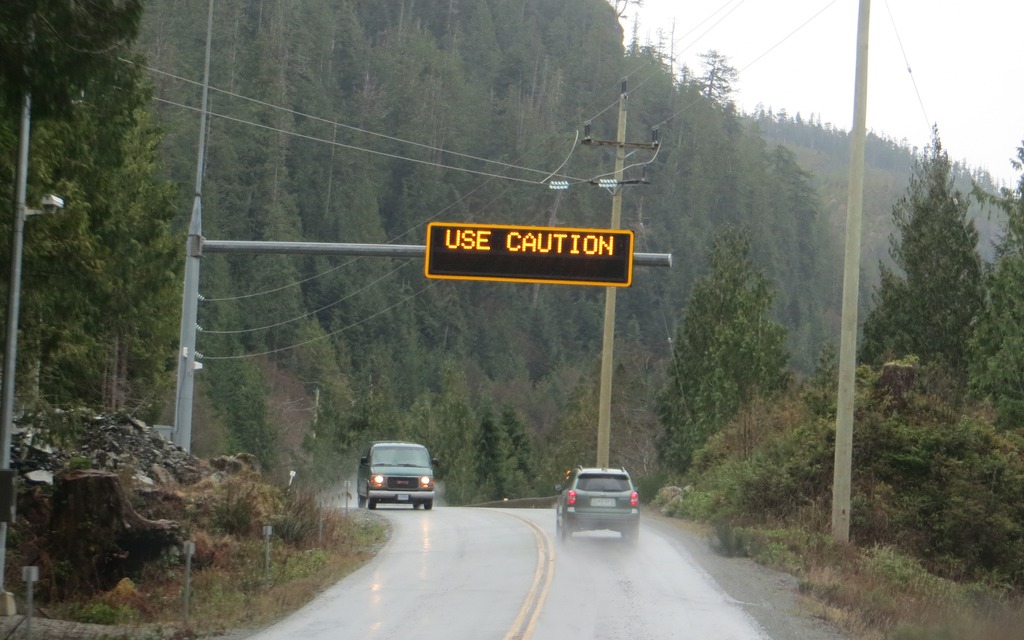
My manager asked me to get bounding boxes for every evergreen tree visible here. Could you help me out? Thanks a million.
[476,407,530,501]
[969,141,1024,426]
[658,228,789,472]
[695,50,738,107]
[0,0,143,116]
[127,0,852,471]
[415,360,478,505]
[0,53,179,416]
[860,130,985,387]
[205,358,277,470]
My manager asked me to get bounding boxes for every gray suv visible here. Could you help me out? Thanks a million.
[358,441,437,510]
[555,466,639,542]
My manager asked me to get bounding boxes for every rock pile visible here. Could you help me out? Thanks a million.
[9,411,211,488]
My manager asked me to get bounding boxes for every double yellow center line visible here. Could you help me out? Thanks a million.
[502,513,556,640]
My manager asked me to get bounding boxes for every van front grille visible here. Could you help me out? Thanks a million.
[387,476,418,490]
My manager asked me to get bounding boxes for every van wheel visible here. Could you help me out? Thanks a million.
[423,500,433,510]
[368,499,377,510]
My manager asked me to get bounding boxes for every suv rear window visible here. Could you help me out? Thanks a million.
[577,474,631,491]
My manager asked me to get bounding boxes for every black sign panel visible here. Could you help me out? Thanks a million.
[425,222,634,286]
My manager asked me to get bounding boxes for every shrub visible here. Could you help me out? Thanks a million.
[67,456,92,471]
[213,482,257,536]
[274,491,322,547]
[73,602,137,625]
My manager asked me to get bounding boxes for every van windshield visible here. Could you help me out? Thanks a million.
[372,446,430,467]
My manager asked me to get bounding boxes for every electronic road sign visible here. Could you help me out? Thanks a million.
[425,222,634,286]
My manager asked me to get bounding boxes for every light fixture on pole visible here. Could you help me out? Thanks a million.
[0,91,65,604]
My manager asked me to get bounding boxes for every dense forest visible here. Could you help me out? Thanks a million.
[132,0,852,491]
[8,4,1024,634]
[2,0,1021,516]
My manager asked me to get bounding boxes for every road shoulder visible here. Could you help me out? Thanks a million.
[642,509,850,640]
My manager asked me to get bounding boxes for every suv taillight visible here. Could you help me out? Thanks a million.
[630,491,639,507]
[567,490,577,506]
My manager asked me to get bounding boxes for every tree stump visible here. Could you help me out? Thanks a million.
[876,361,917,412]
[49,469,181,596]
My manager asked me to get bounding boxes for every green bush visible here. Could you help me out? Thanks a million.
[633,471,670,504]
[278,549,329,582]
[73,602,136,625]
[213,483,256,536]
[274,491,322,547]
[67,456,92,471]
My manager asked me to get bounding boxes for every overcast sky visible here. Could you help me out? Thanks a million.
[625,0,1023,187]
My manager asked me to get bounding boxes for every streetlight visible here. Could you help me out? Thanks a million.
[0,89,65,606]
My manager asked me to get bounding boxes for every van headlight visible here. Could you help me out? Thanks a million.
[420,476,434,489]
[371,475,385,488]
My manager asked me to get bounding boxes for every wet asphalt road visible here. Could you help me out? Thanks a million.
[235,505,849,640]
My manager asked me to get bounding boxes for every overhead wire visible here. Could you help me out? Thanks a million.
[733,0,841,77]
[882,0,932,135]
[159,0,818,354]
[651,0,842,131]
[153,96,567,185]
[154,85,568,340]
[618,0,748,99]
[201,257,354,302]
[201,282,423,360]
[574,1,752,189]
[138,60,586,185]
[201,176,536,358]
[200,261,408,334]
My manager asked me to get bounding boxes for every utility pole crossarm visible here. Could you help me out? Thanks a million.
[582,139,659,151]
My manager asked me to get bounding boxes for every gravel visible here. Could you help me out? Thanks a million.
[642,511,851,640]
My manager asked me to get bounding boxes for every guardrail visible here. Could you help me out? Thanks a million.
[467,496,558,509]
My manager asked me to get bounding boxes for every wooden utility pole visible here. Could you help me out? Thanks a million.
[583,80,658,468]
[596,83,628,468]
[833,0,871,543]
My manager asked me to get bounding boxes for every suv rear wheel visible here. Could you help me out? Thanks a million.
[556,511,570,541]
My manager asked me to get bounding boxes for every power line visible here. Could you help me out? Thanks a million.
[651,0,842,131]
[619,0,748,101]
[735,0,841,75]
[201,262,407,334]
[201,257,356,302]
[137,60,585,184]
[882,0,931,134]
[201,271,432,360]
[153,96,569,186]
[199,173,531,355]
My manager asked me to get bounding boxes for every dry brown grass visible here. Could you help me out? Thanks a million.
[790,540,1024,640]
[42,482,388,636]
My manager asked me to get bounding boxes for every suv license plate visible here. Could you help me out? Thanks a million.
[591,497,616,507]
[397,494,410,501]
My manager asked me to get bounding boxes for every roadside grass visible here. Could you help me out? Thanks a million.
[39,476,389,636]
[710,521,1024,640]
[648,368,1024,640]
